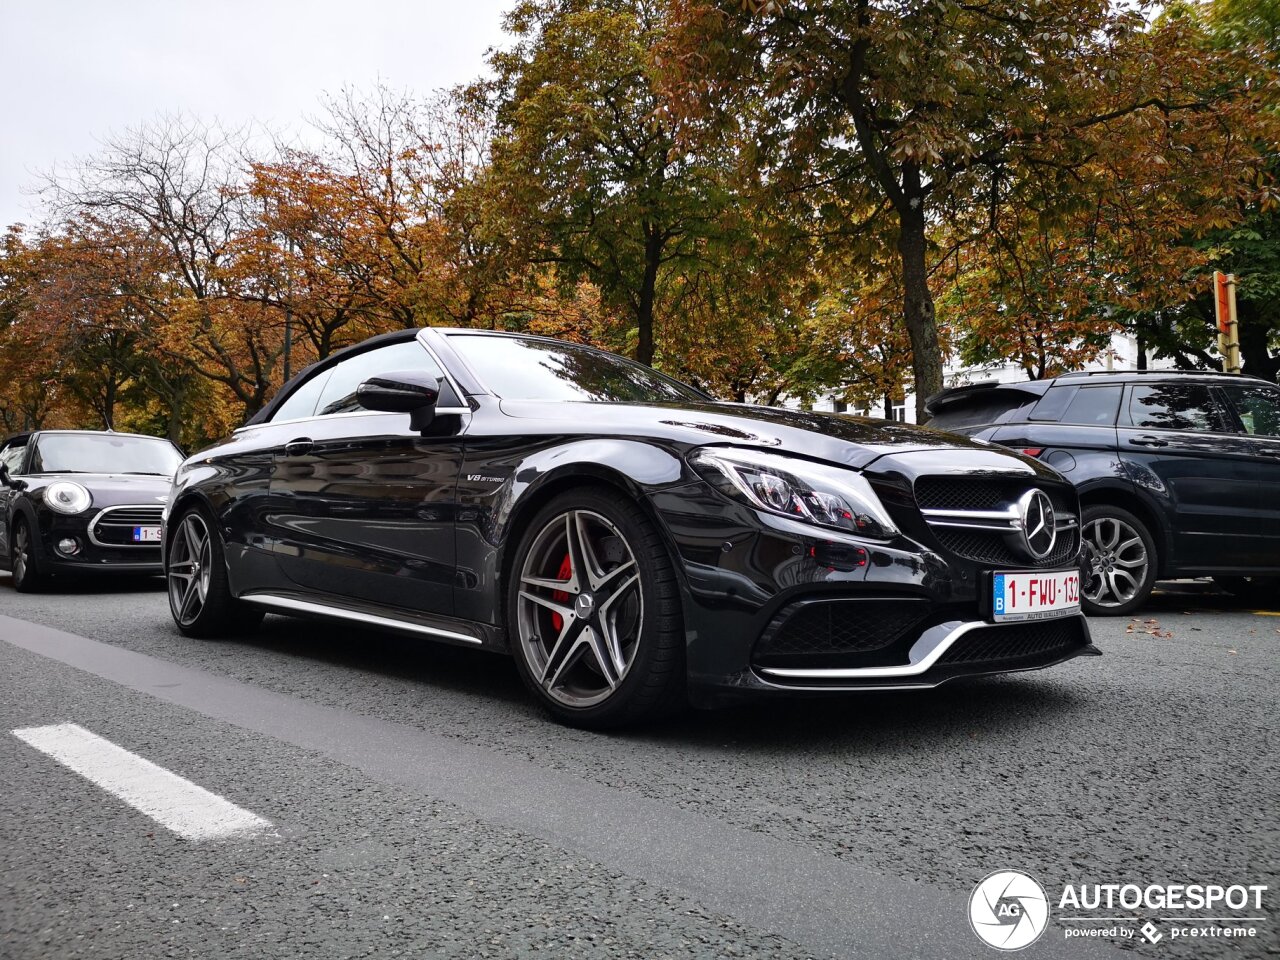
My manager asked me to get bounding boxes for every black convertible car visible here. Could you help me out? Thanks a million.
[1,430,182,591]
[164,328,1098,727]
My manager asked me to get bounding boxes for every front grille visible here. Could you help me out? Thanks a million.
[915,477,1074,515]
[915,478,1009,511]
[91,505,164,546]
[99,507,164,525]
[914,476,1078,569]
[754,598,934,666]
[937,618,1082,666]
[933,527,1079,568]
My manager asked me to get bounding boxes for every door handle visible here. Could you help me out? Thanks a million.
[1127,435,1169,448]
[284,438,314,457]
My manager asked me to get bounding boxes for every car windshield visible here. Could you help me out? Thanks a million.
[447,334,707,403]
[30,434,182,476]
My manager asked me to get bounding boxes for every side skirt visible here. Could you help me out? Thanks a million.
[239,591,508,651]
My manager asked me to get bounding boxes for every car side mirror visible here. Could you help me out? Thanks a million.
[357,370,442,434]
[0,464,26,491]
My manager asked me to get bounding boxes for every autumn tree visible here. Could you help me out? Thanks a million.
[663,0,1276,418]
[485,0,737,365]
[50,116,286,418]
[1118,0,1280,380]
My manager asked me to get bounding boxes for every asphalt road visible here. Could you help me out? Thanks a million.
[1,575,1276,960]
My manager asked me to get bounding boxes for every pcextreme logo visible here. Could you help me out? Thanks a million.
[968,870,1050,951]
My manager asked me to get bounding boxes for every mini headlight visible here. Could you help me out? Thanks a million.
[689,448,898,539]
[45,480,92,515]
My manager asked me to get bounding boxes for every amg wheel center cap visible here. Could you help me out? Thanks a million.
[575,593,595,619]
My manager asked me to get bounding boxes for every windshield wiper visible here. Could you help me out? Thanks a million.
[120,471,168,476]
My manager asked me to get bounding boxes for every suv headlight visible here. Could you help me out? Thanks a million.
[45,480,92,515]
[689,448,898,539]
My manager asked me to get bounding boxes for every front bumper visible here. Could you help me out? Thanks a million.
[32,512,163,575]
[753,612,1097,691]
[648,478,1096,706]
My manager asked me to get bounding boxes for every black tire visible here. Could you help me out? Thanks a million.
[1213,576,1280,608]
[166,503,263,638]
[11,517,46,593]
[1080,504,1158,617]
[506,486,685,729]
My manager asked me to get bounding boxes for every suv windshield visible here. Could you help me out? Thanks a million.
[31,434,183,476]
[447,334,706,403]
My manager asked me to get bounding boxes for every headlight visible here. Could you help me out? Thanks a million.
[690,448,898,539]
[45,481,92,515]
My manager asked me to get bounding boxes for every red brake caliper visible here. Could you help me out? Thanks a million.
[550,552,572,633]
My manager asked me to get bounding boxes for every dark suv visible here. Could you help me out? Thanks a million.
[926,370,1280,614]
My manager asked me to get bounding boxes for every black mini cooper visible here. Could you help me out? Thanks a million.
[164,328,1098,727]
[1,430,182,591]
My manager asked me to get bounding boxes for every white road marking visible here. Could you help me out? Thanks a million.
[12,723,271,840]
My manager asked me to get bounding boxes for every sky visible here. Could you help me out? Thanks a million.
[0,0,510,228]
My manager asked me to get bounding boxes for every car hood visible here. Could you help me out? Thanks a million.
[497,399,1025,471]
[23,473,173,507]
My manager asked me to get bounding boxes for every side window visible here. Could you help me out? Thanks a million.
[315,340,449,417]
[1059,386,1122,426]
[1,442,28,474]
[270,369,333,423]
[1220,385,1280,438]
[1124,384,1223,432]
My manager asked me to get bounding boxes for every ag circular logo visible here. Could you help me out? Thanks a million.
[969,870,1050,951]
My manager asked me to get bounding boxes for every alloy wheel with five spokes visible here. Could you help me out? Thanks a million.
[165,506,262,637]
[168,512,212,627]
[516,509,643,709]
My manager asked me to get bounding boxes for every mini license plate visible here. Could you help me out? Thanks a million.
[992,570,1080,622]
[132,526,163,543]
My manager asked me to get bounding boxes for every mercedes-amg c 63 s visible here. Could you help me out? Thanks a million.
[163,328,1099,727]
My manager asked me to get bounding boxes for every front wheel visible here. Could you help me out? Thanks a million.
[167,505,263,638]
[11,518,46,593]
[507,487,685,729]
[1080,505,1157,616]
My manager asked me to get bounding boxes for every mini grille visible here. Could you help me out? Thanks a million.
[756,600,931,659]
[97,507,164,525]
[937,618,1081,665]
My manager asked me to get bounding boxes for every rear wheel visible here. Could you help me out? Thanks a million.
[167,505,263,638]
[11,519,46,593]
[507,487,685,729]
[1080,505,1157,616]
[1213,575,1280,608]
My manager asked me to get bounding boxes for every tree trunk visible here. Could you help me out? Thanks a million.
[167,381,186,446]
[896,205,944,422]
[103,379,117,430]
[636,227,663,366]
[1239,308,1279,382]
